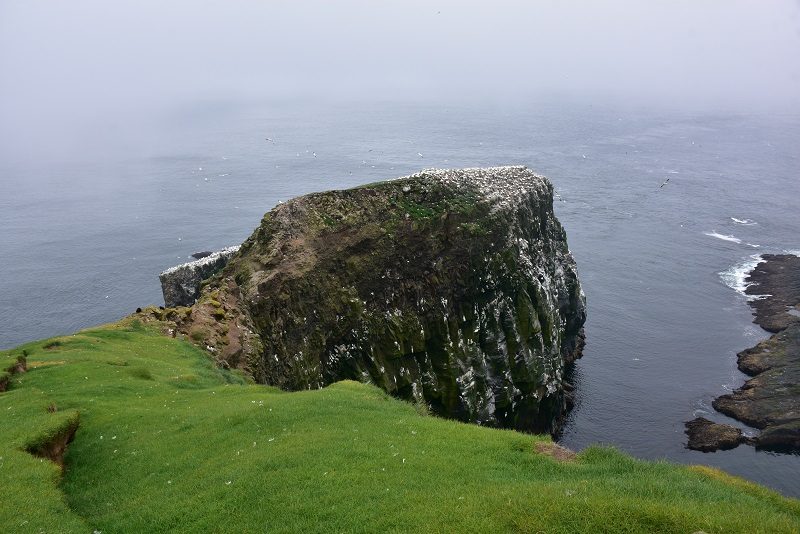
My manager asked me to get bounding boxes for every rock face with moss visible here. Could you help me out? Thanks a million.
[159,246,240,307]
[179,167,586,433]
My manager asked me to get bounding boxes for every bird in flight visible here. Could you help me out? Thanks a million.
[660,178,670,188]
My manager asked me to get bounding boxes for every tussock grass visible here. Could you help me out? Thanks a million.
[1,322,798,533]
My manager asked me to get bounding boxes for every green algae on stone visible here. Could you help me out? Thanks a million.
[182,167,586,433]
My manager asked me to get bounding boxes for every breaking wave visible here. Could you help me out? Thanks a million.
[704,231,742,244]
[719,254,764,299]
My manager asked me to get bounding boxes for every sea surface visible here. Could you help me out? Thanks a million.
[1,100,799,496]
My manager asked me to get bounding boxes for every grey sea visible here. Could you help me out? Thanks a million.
[1,100,798,496]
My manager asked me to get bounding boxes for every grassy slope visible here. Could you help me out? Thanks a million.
[1,322,798,533]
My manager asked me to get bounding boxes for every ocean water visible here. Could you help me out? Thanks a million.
[1,100,799,496]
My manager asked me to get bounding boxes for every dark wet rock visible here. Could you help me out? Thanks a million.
[191,251,214,259]
[711,254,800,453]
[713,323,800,449]
[685,417,745,452]
[745,254,800,333]
[159,246,240,307]
[755,420,800,451]
[176,167,586,434]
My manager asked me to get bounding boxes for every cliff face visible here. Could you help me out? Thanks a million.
[179,167,585,433]
[159,247,240,307]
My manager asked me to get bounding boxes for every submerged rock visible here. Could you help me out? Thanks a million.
[684,417,745,452]
[711,254,800,453]
[177,167,586,433]
[159,246,240,307]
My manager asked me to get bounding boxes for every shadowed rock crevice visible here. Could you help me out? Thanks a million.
[170,167,586,434]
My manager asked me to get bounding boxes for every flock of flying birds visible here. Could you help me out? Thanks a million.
[262,136,675,192]
[267,136,426,160]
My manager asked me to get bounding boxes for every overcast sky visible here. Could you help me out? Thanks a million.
[1,0,799,158]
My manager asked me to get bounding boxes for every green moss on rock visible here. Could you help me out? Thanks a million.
[187,167,586,434]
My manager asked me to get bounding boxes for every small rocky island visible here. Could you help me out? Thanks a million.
[154,166,586,434]
[686,254,800,452]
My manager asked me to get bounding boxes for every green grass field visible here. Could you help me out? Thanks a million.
[2,320,799,533]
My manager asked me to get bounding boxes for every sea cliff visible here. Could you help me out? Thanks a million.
[158,167,586,433]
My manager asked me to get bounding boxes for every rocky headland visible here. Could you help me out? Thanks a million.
[154,166,586,434]
[686,254,800,452]
[159,246,240,307]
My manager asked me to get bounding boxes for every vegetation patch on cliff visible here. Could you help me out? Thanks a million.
[173,167,587,434]
[1,321,799,532]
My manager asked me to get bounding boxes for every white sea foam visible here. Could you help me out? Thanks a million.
[730,217,756,225]
[784,249,800,257]
[719,254,764,300]
[704,231,741,244]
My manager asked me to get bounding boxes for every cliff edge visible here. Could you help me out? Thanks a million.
[166,166,586,433]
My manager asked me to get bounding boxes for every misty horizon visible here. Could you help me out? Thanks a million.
[2,1,800,163]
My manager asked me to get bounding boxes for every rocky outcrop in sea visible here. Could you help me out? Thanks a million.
[687,254,800,452]
[155,167,586,434]
[685,417,746,452]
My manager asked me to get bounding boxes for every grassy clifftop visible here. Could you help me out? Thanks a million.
[1,321,798,533]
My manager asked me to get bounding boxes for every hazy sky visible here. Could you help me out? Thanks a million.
[1,1,799,158]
